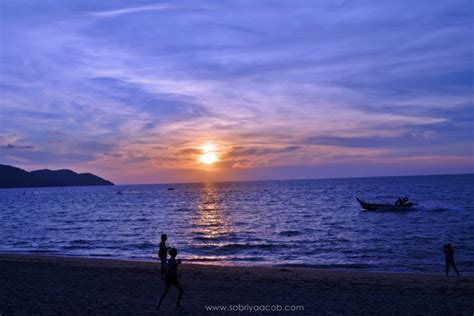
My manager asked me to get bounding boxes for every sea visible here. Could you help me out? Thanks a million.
[1,174,473,275]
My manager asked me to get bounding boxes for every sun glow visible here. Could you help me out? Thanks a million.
[200,152,218,165]
[199,143,218,165]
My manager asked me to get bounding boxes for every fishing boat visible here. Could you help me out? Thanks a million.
[356,197,416,211]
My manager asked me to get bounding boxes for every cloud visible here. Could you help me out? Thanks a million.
[227,146,303,158]
[87,4,174,17]
[1,144,35,150]
[178,148,202,156]
[305,131,442,149]
[46,130,65,136]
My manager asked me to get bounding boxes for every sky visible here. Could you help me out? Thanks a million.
[0,0,473,184]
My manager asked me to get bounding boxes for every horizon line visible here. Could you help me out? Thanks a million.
[117,172,474,186]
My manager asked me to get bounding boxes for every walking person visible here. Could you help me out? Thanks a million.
[443,244,461,276]
[157,248,184,310]
[159,234,170,280]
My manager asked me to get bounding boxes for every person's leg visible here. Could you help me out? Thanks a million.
[452,262,461,276]
[157,285,170,310]
[175,282,183,308]
[161,259,166,280]
[445,261,449,276]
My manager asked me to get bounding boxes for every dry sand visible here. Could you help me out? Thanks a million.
[0,253,473,315]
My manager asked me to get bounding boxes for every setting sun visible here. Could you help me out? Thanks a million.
[200,152,218,165]
[199,143,218,165]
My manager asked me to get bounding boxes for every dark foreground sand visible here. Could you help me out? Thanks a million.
[0,253,473,315]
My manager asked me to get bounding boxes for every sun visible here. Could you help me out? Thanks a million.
[200,152,218,165]
[199,143,218,165]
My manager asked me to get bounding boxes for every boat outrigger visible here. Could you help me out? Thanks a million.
[356,197,416,211]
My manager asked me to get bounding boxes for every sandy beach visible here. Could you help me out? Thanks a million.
[0,253,473,315]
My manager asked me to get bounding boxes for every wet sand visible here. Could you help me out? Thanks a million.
[0,253,473,315]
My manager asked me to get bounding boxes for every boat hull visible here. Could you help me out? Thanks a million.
[356,198,415,211]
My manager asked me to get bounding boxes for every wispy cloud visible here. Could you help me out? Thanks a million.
[87,4,176,17]
[1,144,35,150]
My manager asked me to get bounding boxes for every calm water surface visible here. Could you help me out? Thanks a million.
[1,174,473,274]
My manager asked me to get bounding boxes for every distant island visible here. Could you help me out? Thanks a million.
[0,164,114,188]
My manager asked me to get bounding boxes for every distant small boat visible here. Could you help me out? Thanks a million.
[167,187,175,191]
[356,197,416,211]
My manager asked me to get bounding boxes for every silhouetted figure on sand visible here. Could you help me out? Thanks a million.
[159,234,170,280]
[443,244,461,276]
[157,248,183,310]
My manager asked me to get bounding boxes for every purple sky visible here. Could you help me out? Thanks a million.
[0,1,473,184]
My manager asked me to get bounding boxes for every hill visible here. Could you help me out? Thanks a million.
[0,164,114,188]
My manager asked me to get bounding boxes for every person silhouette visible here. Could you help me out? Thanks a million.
[396,197,409,206]
[157,248,183,310]
[159,234,170,280]
[443,244,461,276]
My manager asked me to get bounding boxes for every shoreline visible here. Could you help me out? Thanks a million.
[1,253,473,315]
[1,251,469,277]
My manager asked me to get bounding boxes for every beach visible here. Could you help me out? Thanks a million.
[0,253,473,315]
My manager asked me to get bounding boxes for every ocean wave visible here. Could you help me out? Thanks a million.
[22,249,60,253]
[417,202,465,212]
[46,227,80,232]
[175,208,194,212]
[185,256,265,262]
[193,236,219,241]
[227,256,265,262]
[63,244,126,250]
[12,241,29,246]
[199,208,218,213]
[93,219,112,222]
[70,239,91,244]
[193,243,288,252]
[275,263,372,270]
[193,222,221,227]
[125,242,156,250]
[62,245,91,250]
[417,206,450,212]
[192,234,241,242]
[182,257,222,262]
[278,230,301,237]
